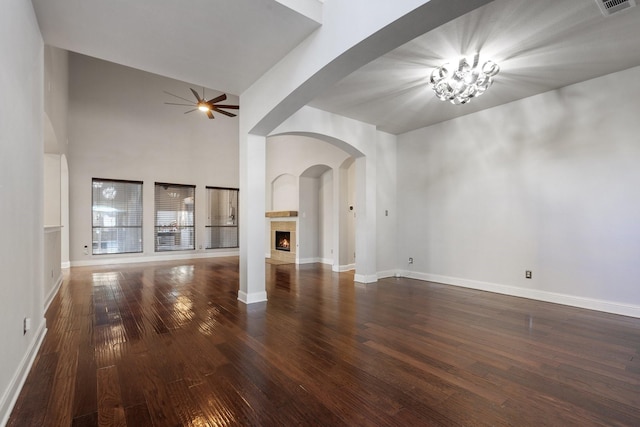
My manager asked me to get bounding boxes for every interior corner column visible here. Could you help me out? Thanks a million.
[354,156,378,283]
[238,132,267,304]
[331,166,343,272]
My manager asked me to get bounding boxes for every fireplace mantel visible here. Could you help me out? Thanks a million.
[265,211,298,218]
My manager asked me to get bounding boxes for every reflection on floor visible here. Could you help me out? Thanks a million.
[7,257,640,426]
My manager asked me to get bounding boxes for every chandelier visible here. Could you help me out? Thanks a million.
[430,53,499,105]
[102,187,117,200]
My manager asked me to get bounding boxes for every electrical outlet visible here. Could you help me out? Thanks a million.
[525,270,532,279]
[83,245,88,255]
[408,257,413,264]
[23,317,31,335]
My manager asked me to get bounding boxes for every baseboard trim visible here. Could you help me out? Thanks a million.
[237,290,268,305]
[0,320,47,427]
[377,270,399,279]
[61,261,71,269]
[297,257,320,264]
[44,272,63,312]
[400,271,640,318]
[296,257,333,265]
[70,250,239,267]
[334,263,355,272]
[354,273,378,284]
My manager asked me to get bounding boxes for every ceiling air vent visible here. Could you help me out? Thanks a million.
[595,0,636,16]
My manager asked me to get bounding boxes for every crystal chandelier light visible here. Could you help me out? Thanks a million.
[430,53,499,105]
[102,187,117,200]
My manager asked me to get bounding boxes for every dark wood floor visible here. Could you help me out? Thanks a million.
[7,257,640,426]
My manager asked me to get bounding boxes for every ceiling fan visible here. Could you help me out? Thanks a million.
[164,88,239,119]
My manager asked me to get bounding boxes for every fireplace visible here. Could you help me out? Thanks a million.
[269,220,296,263]
[275,231,291,252]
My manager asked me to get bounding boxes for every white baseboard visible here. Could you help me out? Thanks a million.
[70,250,239,267]
[44,272,63,312]
[354,273,378,284]
[0,320,47,427]
[296,257,333,265]
[237,290,268,304]
[377,269,400,279]
[334,263,355,272]
[399,270,640,319]
[60,261,70,269]
[297,257,320,264]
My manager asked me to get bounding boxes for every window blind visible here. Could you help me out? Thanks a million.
[155,183,195,251]
[205,187,239,249]
[92,178,143,255]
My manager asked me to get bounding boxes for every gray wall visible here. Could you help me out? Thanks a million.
[67,53,240,264]
[0,0,46,423]
[397,65,640,316]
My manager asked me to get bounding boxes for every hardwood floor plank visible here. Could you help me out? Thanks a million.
[133,351,183,427]
[43,330,79,427]
[6,352,58,427]
[71,411,98,427]
[97,365,126,427]
[166,379,210,427]
[214,341,347,425]
[364,339,508,406]
[115,351,148,409]
[72,335,98,418]
[7,258,640,426]
[124,403,153,426]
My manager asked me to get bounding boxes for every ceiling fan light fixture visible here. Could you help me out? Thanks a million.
[164,88,239,119]
[430,53,499,105]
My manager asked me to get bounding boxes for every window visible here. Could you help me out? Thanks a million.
[92,179,143,255]
[205,187,239,249]
[155,183,195,251]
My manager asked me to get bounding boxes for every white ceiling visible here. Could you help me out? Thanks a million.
[32,0,640,135]
[310,0,640,134]
[31,0,321,95]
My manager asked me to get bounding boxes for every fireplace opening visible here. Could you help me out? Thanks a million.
[275,231,291,252]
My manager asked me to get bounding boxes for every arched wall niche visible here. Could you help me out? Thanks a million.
[271,173,298,212]
[298,164,332,262]
[266,132,358,269]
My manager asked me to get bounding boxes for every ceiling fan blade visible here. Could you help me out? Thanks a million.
[163,91,196,104]
[165,102,196,106]
[214,104,239,109]
[208,94,227,104]
[213,107,236,117]
[206,110,215,119]
[190,88,203,103]
[184,109,198,114]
